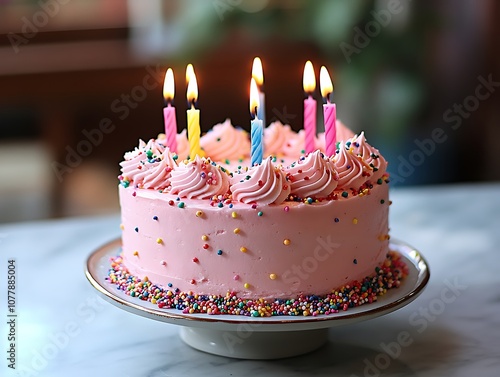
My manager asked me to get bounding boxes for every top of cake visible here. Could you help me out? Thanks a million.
[118,119,388,204]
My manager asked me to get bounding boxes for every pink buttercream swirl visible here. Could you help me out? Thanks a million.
[170,156,230,199]
[230,157,291,205]
[200,119,250,161]
[285,150,338,199]
[350,132,388,182]
[332,142,372,190]
[264,121,297,156]
[120,139,177,190]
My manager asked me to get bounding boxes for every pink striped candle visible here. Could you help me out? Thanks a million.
[323,103,336,156]
[163,68,177,152]
[303,61,317,154]
[320,66,336,157]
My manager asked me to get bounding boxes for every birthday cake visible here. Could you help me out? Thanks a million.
[109,119,407,317]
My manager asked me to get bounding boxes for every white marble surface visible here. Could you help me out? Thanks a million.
[1,183,499,377]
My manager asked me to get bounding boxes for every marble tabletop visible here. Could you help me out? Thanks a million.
[1,182,499,377]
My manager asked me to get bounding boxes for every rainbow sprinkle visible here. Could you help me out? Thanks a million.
[106,251,408,317]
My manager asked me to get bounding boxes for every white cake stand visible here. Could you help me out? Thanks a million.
[85,238,429,359]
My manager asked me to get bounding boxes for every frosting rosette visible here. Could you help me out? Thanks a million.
[230,157,290,205]
[120,139,177,190]
[316,119,355,152]
[264,121,297,156]
[123,138,165,161]
[169,156,230,199]
[200,119,250,161]
[350,132,388,182]
[285,150,338,199]
[332,142,372,190]
[282,129,306,158]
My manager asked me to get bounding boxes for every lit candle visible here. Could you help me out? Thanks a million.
[320,66,336,157]
[186,65,203,159]
[163,68,177,152]
[250,78,263,166]
[186,63,194,83]
[252,57,266,127]
[303,61,317,154]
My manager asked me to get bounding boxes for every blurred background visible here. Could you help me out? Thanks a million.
[0,0,499,223]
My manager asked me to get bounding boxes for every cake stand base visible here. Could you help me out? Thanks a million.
[179,326,328,359]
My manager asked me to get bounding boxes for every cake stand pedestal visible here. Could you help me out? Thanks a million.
[180,326,327,359]
[85,239,429,360]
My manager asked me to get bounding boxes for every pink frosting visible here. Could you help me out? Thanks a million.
[120,139,177,190]
[230,157,291,205]
[332,142,372,190]
[282,129,306,158]
[200,119,250,161]
[316,119,356,152]
[170,156,230,199]
[351,132,388,182]
[264,121,297,156]
[119,182,390,299]
[285,151,338,199]
[118,119,392,300]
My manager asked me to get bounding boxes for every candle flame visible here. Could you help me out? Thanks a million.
[186,64,195,83]
[163,68,175,102]
[252,57,264,87]
[320,66,333,99]
[303,61,316,94]
[250,78,259,117]
[186,66,198,104]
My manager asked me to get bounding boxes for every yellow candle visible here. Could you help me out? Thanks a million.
[186,65,203,159]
